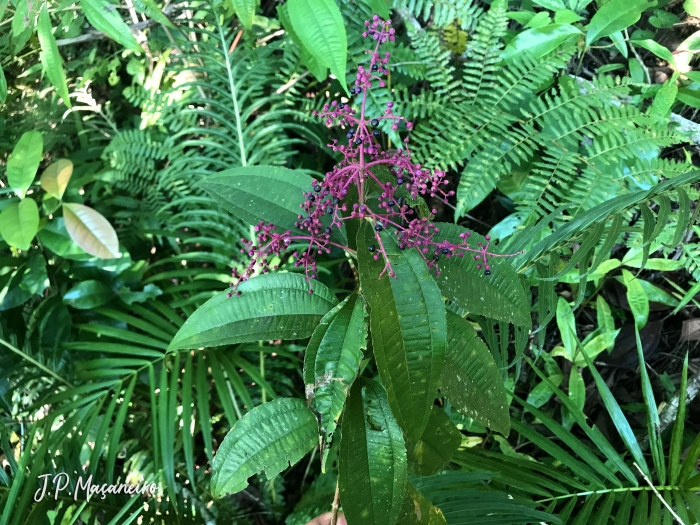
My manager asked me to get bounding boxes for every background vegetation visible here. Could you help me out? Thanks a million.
[1,0,700,523]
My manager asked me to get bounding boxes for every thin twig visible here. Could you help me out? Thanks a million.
[276,70,310,95]
[330,480,341,525]
[633,462,687,525]
[625,29,651,84]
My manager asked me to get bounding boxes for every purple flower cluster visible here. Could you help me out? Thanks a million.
[228,16,516,297]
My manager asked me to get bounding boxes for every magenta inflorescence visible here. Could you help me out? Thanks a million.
[228,16,519,297]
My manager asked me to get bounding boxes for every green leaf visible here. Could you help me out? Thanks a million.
[132,0,174,28]
[37,218,92,260]
[211,397,318,497]
[7,131,42,198]
[501,24,582,62]
[685,0,700,16]
[169,272,337,350]
[433,224,529,326]
[80,0,142,52]
[631,39,676,68]
[0,64,7,105]
[407,406,462,475]
[556,297,577,361]
[277,4,328,81]
[586,0,656,46]
[37,4,71,108]
[339,379,407,525]
[305,293,367,472]
[396,483,447,525]
[287,0,348,95]
[198,165,346,245]
[62,202,120,259]
[621,269,649,329]
[63,280,114,309]
[357,222,446,442]
[39,159,72,200]
[118,283,163,304]
[0,199,39,251]
[232,0,255,29]
[532,0,566,9]
[649,74,678,118]
[440,310,510,435]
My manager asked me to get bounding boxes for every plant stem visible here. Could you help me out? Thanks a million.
[330,479,341,525]
[634,462,687,525]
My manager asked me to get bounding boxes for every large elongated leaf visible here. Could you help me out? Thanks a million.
[287,0,347,94]
[37,4,71,108]
[7,131,42,198]
[0,199,39,251]
[406,406,462,476]
[339,379,407,525]
[63,203,120,259]
[432,224,530,327]
[277,4,327,81]
[211,397,318,497]
[586,0,657,46]
[169,272,337,350]
[440,310,510,435]
[357,222,446,442]
[80,0,142,51]
[397,483,448,525]
[198,165,346,245]
[0,63,7,105]
[304,293,367,472]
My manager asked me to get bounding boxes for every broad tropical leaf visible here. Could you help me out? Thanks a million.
[62,203,120,259]
[198,165,346,245]
[440,310,510,435]
[304,293,367,472]
[397,483,447,525]
[80,0,142,51]
[339,379,407,525]
[7,131,42,198]
[586,0,656,46]
[433,224,530,326]
[357,222,446,442]
[169,272,337,350]
[211,397,318,497]
[0,199,39,251]
[286,0,347,93]
[37,4,71,107]
[40,159,72,200]
[406,406,462,476]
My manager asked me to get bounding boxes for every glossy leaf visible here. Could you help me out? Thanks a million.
[586,0,656,46]
[440,310,510,435]
[7,131,42,198]
[232,0,255,29]
[37,4,71,107]
[211,397,318,497]
[397,483,447,525]
[63,280,114,309]
[433,224,530,326]
[63,203,120,259]
[287,0,348,94]
[304,293,367,472]
[406,406,462,476]
[40,159,72,200]
[198,165,346,245]
[80,0,142,52]
[358,222,446,442]
[501,24,582,62]
[0,199,39,251]
[169,272,337,350]
[621,269,649,329]
[277,4,327,81]
[339,379,407,525]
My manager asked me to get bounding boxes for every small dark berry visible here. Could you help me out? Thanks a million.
[356,87,362,93]
[350,87,356,95]
[307,195,315,201]
[373,129,380,136]
[484,270,491,275]
[325,227,332,234]
[433,255,439,261]
[355,138,362,145]
[398,244,405,250]
[347,132,354,139]
[371,118,379,126]
[441,248,449,254]
[333,197,340,204]
[368,244,376,252]
[327,207,334,215]
[371,64,378,71]
[348,127,355,135]
[397,177,405,185]
[375,224,383,231]
[314,185,321,193]
[339,103,345,109]
[388,200,395,206]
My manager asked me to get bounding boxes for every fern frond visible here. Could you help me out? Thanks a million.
[393,0,483,29]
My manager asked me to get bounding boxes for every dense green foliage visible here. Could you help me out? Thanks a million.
[1,0,700,523]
